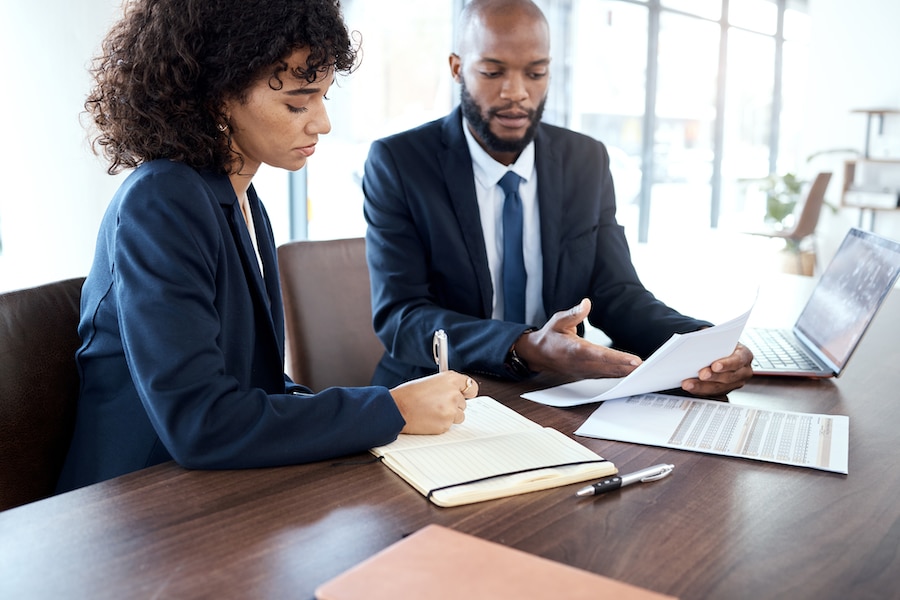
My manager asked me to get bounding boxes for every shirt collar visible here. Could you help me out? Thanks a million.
[462,115,536,188]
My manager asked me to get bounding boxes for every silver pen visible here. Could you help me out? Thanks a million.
[575,463,674,497]
[432,329,449,373]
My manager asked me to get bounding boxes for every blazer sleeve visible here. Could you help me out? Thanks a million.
[107,165,405,470]
[363,137,529,383]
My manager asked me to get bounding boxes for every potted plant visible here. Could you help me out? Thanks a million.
[760,172,804,231]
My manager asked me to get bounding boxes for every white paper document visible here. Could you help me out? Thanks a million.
[575,393,849,473]
[521,302,754,408]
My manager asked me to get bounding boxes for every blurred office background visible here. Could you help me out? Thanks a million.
[2,0,898,293]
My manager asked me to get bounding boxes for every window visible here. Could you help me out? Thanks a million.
[294,0,808,245]
[652,10,720,236]
[558,0,810,242]
[568,1,649,235]
[301,0,456,241]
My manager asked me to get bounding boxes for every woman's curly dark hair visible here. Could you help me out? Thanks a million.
[86,0,358,175]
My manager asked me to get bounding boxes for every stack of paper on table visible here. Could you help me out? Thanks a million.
[371,397,616,507]
[315,524,677,600]
[575,393,849,474]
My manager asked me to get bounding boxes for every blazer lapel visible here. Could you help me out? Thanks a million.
[245,186,278,309]
[534,125,563,313]
[206,174,281,349]
[441,109,494,317]
[247,187,286,353]
[229,199,272,307]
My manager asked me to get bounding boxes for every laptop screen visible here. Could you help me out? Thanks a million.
[794,228,900,372]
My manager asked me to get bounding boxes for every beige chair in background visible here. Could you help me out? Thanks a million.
[746,171,833,274]
[277,237,385,392]
[0,277,84,511]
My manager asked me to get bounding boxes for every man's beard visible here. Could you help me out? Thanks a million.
[459,78,546,156]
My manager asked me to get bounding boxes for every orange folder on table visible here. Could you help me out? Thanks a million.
[315,524,676,600]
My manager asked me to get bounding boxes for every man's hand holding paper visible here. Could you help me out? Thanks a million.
[521,300,755,408]
[683,341,754,397]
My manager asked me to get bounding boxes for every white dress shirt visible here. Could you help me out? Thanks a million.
[462,118,545,325]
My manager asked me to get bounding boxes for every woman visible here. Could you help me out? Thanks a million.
[56,0,477,493]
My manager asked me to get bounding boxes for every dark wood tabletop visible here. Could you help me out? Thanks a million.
[2,284,899,600]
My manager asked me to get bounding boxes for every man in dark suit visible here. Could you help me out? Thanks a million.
[363,0,753,394]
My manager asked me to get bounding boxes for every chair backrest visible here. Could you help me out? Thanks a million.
[277,238,384,392]
[786,171,832,242]
[0,277,84,511]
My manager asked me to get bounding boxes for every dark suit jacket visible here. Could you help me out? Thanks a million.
[56,160,403,493]
[363,107,709,387]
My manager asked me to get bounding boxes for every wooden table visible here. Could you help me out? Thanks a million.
[3,285,899,599]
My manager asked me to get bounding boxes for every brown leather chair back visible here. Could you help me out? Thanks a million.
[785,171,833,242]
[0,277,84,511]
[277,238,384,392]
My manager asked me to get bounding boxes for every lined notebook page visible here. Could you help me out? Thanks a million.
[371,396,616,506]
[371,396,539,455]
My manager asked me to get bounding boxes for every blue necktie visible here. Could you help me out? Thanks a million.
[499,171,526,323]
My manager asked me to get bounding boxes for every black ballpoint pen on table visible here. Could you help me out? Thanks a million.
[575,463,675,497]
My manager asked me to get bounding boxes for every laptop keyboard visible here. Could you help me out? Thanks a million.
[744,328,821,371]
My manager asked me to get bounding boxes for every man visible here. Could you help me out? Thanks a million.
[363,0,752,395]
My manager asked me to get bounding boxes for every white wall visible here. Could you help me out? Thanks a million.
[0,1,296,294]
[805,0,900,260]
[0,0,123,292]
[2,0,899,292]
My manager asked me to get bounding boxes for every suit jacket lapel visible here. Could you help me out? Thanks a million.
[441,108,494,317]
[246,186,277,312]
[534,125,563,314]
[247,188,286,354]
[206,173,280,348]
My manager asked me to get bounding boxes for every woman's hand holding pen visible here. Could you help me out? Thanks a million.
[390,372,479,435]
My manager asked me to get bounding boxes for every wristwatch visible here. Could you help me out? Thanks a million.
[505,346,532,378]
[505,328,536,378]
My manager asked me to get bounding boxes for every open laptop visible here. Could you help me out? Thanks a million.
[742,227,900,377]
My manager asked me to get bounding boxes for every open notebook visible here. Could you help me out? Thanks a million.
[370,397,615,507]
[742,227,900,377]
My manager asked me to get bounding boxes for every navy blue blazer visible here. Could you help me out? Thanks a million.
[363,107,710,387]
[56,160,403,493]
